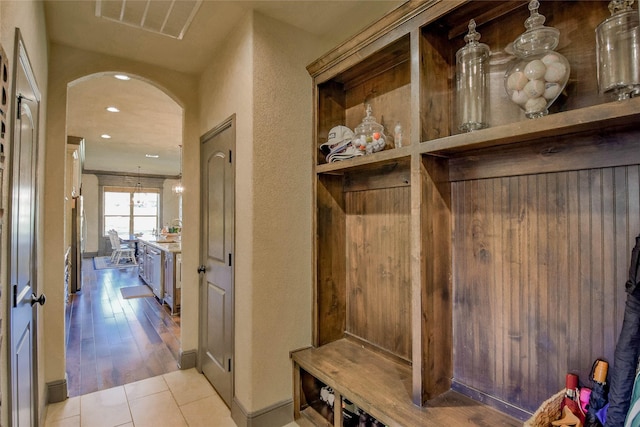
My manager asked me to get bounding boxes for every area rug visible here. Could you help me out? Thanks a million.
[93,256,137,270]
[120,285,154,299]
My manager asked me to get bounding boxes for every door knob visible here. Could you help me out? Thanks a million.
[197,265,206,274]
[31,293,46,306]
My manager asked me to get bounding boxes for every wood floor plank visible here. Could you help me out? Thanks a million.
[65,258,181,397]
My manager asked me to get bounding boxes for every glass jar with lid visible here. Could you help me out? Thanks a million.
[352,104,387,155]
[456,19,490,132]
[504,0,570,119]
[596,0,640,100]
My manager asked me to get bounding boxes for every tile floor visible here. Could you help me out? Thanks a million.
[44,368,301,427]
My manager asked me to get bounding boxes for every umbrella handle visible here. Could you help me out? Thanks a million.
[591,359,609,385]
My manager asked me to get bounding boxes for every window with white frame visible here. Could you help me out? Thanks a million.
[103,186,159,236]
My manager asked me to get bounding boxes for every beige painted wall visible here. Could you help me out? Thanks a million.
[198,11,255,413]
[45,44,201,398]
[0,1,49,424]
[249,13,321,411]
[198,10,328,415]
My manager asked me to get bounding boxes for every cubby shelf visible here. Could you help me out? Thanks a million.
[317,96,640,175]
[420,97,640,156]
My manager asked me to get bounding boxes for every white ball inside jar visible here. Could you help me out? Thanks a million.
[524,59,546,80]
[541,53,561,65]
[543,83,561,100]
[525,97,547,114]
[507,71,529,91]
[524,79,545,98]
[511,90,529,105]
[544,62,567,83]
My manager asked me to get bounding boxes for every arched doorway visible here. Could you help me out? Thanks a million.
[64,72,184,396]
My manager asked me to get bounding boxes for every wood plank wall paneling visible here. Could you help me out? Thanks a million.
[420,28,452,142]
[317,175,347,346]
[420,155,452,401]
[345,185,412,361]
[452,165,639,412]
[317,81,346,151]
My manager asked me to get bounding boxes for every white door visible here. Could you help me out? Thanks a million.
[9,31,42,427]
[199,116,235,407]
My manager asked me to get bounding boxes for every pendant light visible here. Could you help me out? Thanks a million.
[172,144,184,195]
[133,166,143,206]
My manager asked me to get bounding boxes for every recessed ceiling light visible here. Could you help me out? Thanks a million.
[106,106,120,113]
[145,154,159,158]
[114,74,130,81]
[101,134,111,139]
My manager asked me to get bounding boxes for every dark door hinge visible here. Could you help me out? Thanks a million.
[13,284,17,307]
[228,358,232,372]
[228,253,232,267]
[229,150,232,163]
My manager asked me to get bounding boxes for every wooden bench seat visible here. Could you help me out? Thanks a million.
[292,339,521,427]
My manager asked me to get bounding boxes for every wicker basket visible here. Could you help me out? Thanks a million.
[523,389,566,427]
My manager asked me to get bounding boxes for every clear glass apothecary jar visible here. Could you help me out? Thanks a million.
[352,104,387,154]
[596,0,640,100]
[504,0,570,119]
[456,19,490,132]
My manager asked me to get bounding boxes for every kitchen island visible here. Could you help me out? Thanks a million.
[136,235,182,315]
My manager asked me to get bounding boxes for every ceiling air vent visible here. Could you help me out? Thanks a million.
[95,0,202,40]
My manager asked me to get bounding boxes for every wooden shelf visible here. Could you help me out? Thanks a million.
[316,145,412,175]
[316,97,640,176]
[292,339,521,427]
[420,97,640,156]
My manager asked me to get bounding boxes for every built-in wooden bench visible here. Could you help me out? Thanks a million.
[292,339,521,427]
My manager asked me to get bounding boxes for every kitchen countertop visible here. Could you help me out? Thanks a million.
[137,235,182,253]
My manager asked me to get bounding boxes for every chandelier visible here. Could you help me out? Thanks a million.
[132,166,144,206]
[172,144,184,195]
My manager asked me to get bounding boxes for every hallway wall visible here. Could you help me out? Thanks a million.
[198,9,328,423]
[0,1,49,425]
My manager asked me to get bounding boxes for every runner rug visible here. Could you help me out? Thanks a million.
[120,285,154,299]
[93,256,137,270]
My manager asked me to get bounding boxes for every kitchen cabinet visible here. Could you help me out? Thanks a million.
[163,252,181,315]
[137,237,181,312]
[293,1,640,426]
[137,240,163,301]
[137,241,148,283]
[146,246,163,300]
